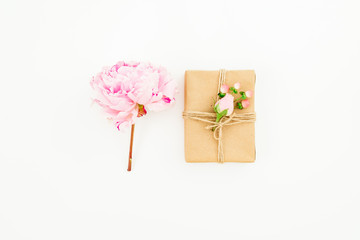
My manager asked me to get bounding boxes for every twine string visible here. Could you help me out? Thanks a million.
[182,111,256,163]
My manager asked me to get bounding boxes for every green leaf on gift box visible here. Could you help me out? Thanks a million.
[237,102,243,109]
[215,113,221,123]
[240,91,247,100]
[218,92,226,98]
[230,87,238,94]
[220,109,228,117]
[214,104,219,113]
[216,109,228,122]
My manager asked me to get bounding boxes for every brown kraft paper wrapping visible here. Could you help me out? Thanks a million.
[184,70,256,163]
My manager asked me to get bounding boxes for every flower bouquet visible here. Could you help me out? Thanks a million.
[214,82,253,123]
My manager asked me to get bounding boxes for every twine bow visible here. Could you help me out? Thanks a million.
[182,69,256,163]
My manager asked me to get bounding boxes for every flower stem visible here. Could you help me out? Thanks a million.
[127,124,135,171]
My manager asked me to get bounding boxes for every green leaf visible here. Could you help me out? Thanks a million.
[214,104,220,113]
[230,87,238,94]
[216,113,222,122]
[218,92,226,98]
[240,91,247,100]
[215,109,228,122]
[219,109,228,117]
[237,102,243,109]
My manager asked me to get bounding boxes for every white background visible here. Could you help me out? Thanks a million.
[1,0,359,239]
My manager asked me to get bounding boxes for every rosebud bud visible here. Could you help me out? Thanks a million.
[242,99,250,108]
[214,94,234,116]
[245,90,253,98]
[220,84,229,93]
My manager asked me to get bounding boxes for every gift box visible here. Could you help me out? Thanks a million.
[183,70,256,163]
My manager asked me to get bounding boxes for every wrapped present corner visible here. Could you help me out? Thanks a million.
[183,69,256,163]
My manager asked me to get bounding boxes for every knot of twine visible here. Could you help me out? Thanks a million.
[182,69,256,163]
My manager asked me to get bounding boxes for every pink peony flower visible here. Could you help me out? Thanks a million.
[91,61,177,131]
[234,82,241,90]
[215,94,234,116]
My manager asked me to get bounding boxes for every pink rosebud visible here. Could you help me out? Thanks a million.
[215,94,234,116]
[220,84,229,93]
[234,82,241,90]
[242,99,250,108]
[245,90,253,98]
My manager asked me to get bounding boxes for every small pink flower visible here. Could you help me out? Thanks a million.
[245,90,253,98]
[234,82,241,90]
[215,94,234,116]
[242,99,250,108]
[220,84,229,93]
